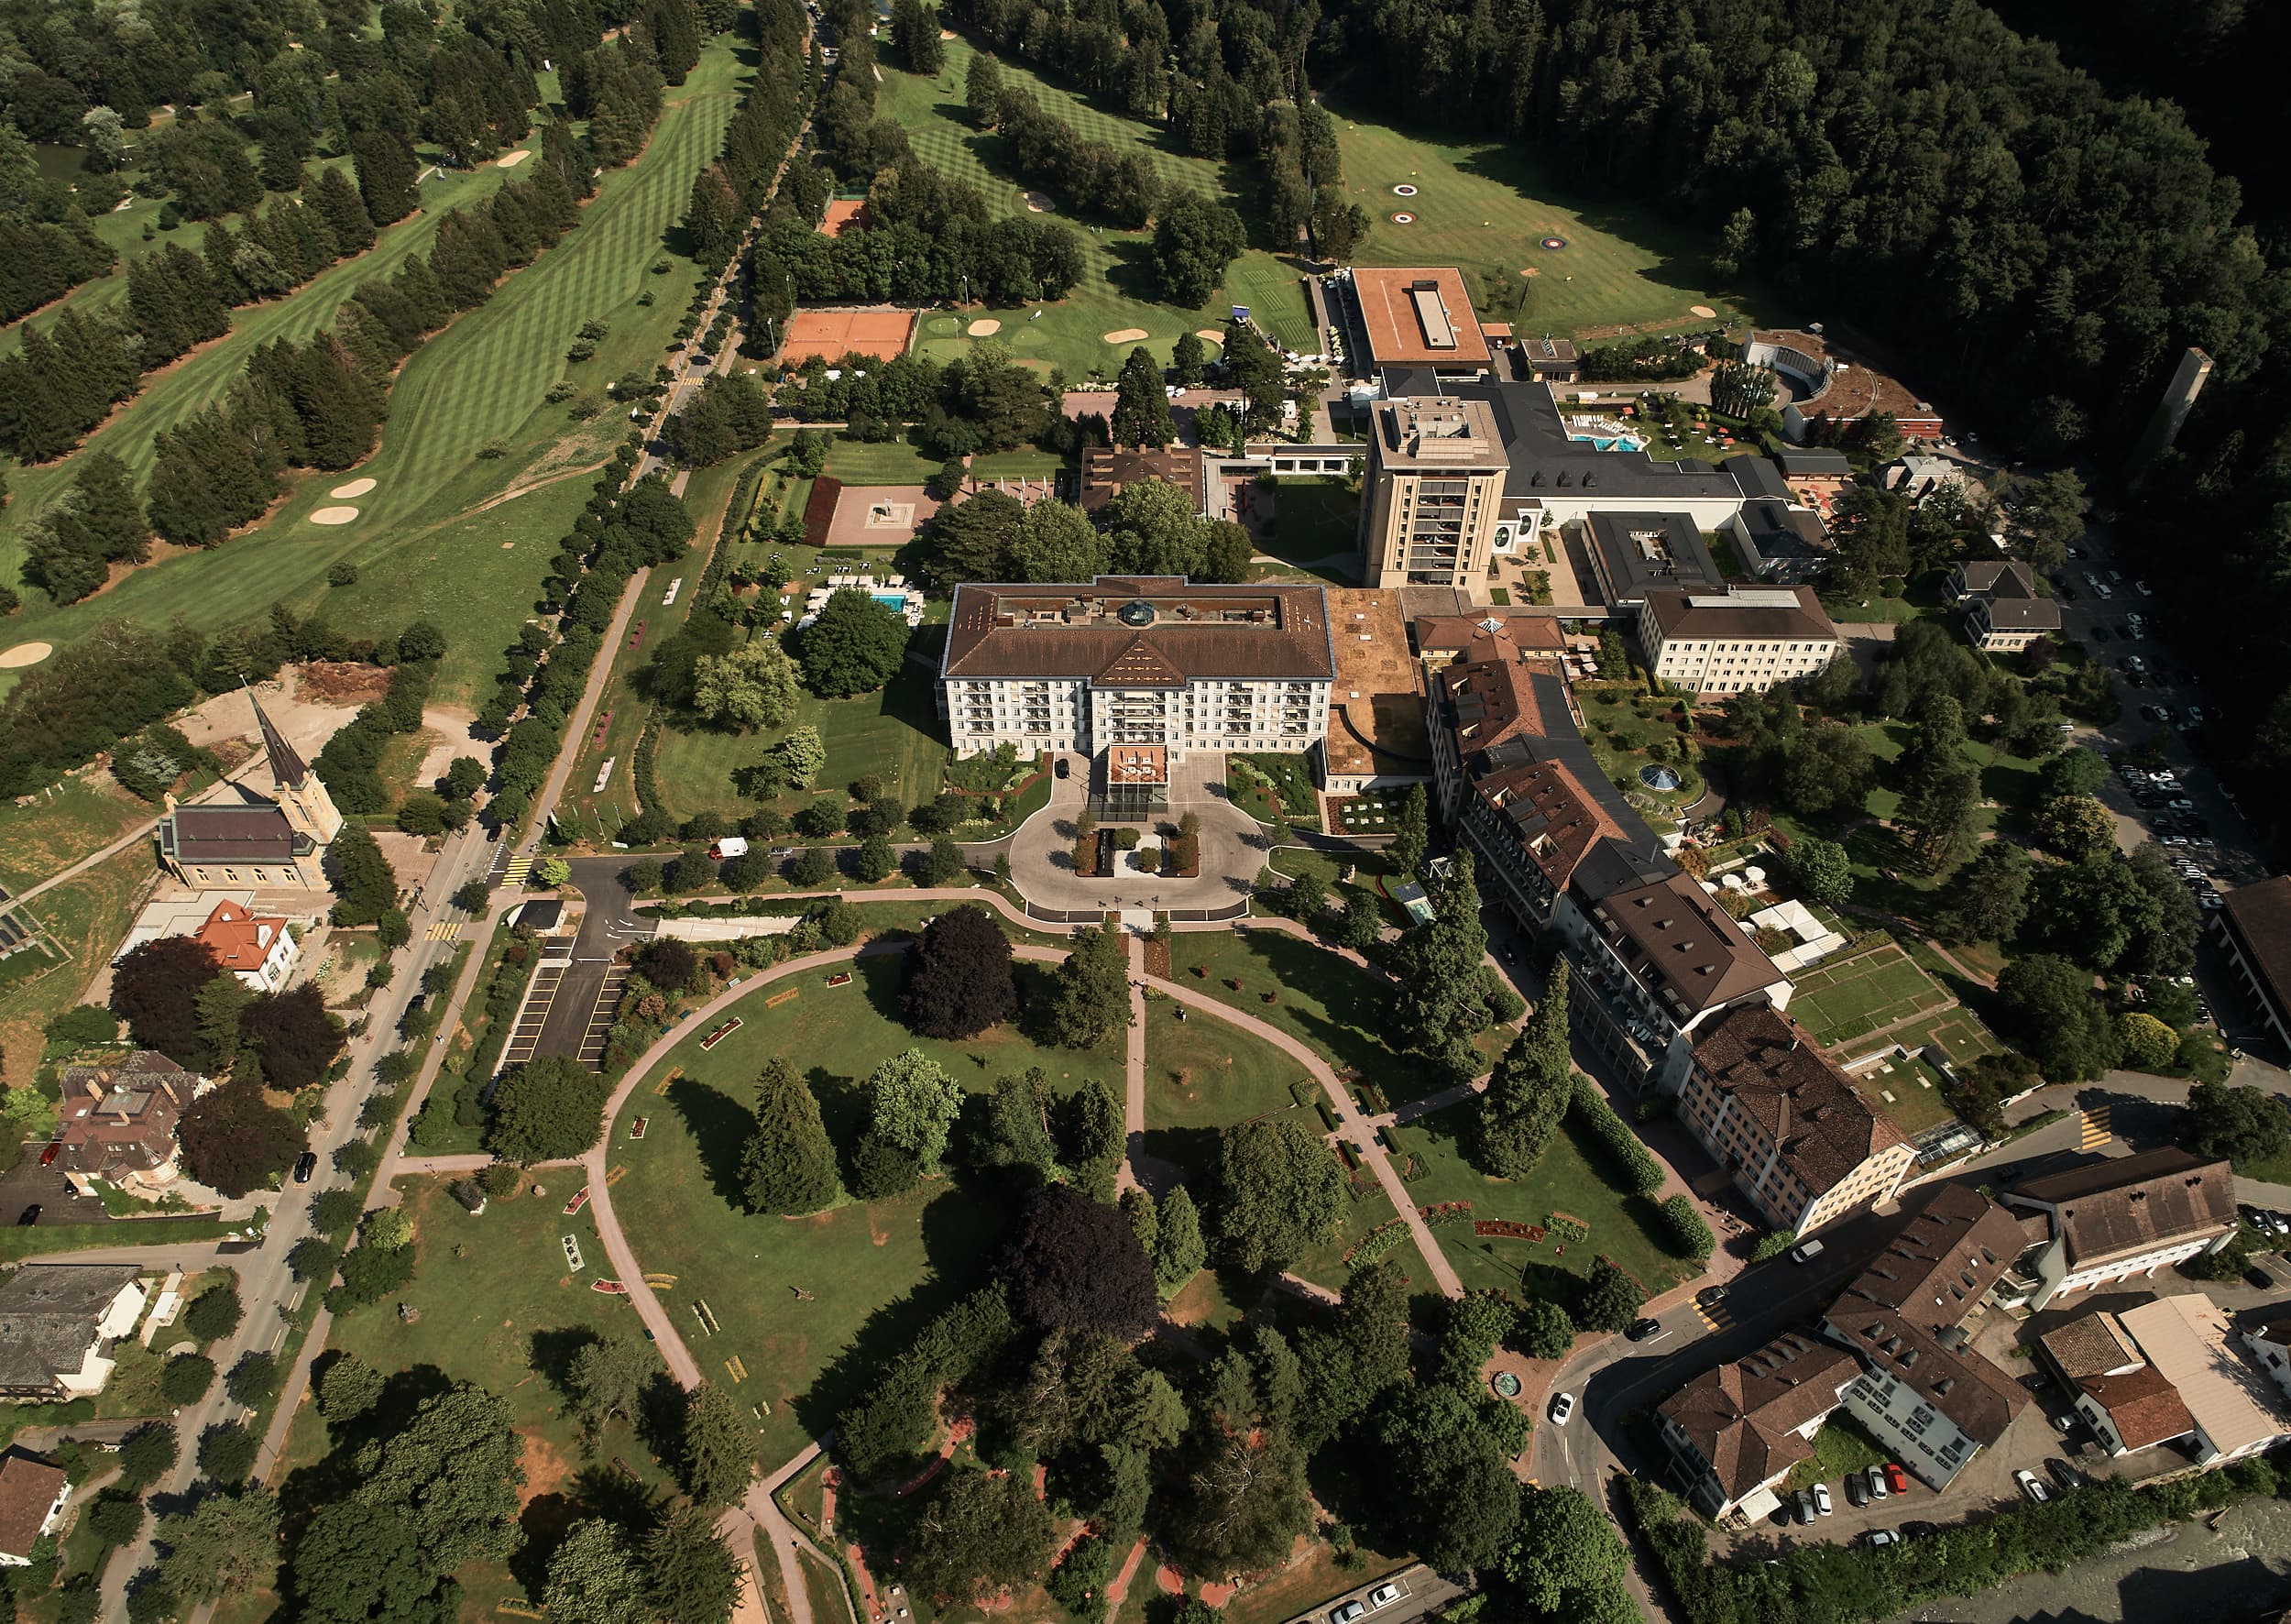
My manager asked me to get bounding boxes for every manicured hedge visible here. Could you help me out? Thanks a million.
[1569,1073,1666,1196]
[1656,1193,1715,1262]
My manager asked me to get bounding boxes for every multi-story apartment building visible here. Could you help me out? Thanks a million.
[1637,586,1842,697]
[1425,625,1792,1092]
[1357,397,1509,591]
[1819,1185,2031,1491]
[1658,1331,1861,1518]
[1680,1005,1915,1237]
[2001,1148,2237,1309]
[938,577,1334,764]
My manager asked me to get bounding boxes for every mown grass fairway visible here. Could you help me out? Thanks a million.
[606,949,1122,1463]
[878,37,1315,373]
[0,37,747,701]
[1330,108,1744,338]
[0,846,154,1087]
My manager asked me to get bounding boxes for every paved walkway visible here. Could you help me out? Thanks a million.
[1143,967,1463,1298]
[1119,934,1147,1195]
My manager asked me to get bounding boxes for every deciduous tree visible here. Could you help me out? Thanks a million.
[795,588,908,697]
[680,1382,755,1507]
[1216,1115,1344,1273]
[178,1081,304,1197]
[905,1470,1055,1602]
[110,938,224,1067]
[158,1487,280,1600]
[865,1049,965,1173]
[997,1185,1157,1337]
[1044,923,1131,1049]
[487,1055,608,1161]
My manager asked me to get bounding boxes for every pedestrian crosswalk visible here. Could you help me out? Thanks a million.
[1693,1297,1735,1333]
[423,921,462,941]
[2078,1104,2113,1151]
[499,855,534,886]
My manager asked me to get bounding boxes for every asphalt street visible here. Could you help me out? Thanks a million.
[93,818,501,1617]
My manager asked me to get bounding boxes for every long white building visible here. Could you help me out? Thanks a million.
[938,576,1335,762]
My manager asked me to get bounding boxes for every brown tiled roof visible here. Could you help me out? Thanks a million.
[1823,1186,2031,1446]
[2218,875,2291,1027]
[1691,1006,1907,1197]
[1474,756,1622,895]
[1098,635,1188,688]
[1080,445,1203,512]
[2078,1362,2196,1450]
[941,578,1334,683]
[1658,1332,1858,1503]
[1412,614,1567,659]
[0,1454,65,1559]
[2008,1148,2237,1270]
[192,901,288,978]
[1643,585,1841,644]
[54,1053,188,1175]
[160,804,301,864]
[2040,1311,2146,1380]
[1579,872,1780,1019]
[1439,648,1569,757]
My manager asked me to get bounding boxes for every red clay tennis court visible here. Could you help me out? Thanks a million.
[780,308,919,365]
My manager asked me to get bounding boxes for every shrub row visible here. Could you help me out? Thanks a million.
[1655,1192,1716,1262]
[1569,1073,1667,1197]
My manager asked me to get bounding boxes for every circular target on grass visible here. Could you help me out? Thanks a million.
[1391,212,1416,225]
[1540,236,1569,251]
[1392,183,1419,197]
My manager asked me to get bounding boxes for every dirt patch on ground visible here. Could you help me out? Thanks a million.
[375,829,439,893]
[298,662,394,708]
[517,1429,574,1506]
[413,706,484,790]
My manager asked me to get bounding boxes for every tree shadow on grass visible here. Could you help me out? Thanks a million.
[791,1186,1002,1443]
[666,1075,757,1206]
[527,1323,603,1399]
[273,1361,456,1542]
[510,1493,585,1599]
[1140,1125,1219,1186]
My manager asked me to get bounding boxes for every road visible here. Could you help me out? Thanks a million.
[98,817,501,1619]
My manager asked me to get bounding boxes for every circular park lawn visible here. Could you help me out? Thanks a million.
[601,949,1124,1465]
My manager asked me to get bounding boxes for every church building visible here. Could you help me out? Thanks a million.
[156,690,344,889]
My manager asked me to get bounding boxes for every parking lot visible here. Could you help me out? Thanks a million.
[1276,1564,1460,1624]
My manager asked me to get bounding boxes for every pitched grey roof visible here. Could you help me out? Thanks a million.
[0,1267,142,1392]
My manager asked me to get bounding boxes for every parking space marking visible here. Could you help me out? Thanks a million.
[499,962,566,1071]
[575,969,630,1070]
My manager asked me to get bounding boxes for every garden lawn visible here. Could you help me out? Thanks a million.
[0,37,747,702]
[1292,1101,1694,1304]
[1781,1412,1893,1493]
[1168,928,1503,1107]
[270,1174,681,1612]
[606,950,1122,1463]
[1139,993,1314,1182]
[1784,942,1948,1053]
[880,38,1315,378]
[1327,106,1748,338]
[1849,1048,1959,1137]
[1258,477,1360,566]
[650,660,949,828]
[0,847,152,1090]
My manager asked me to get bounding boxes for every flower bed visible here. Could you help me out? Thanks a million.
[1343,1219,1409,1266]
[1473,1220,1549,1242]
[1547,1213,1590,1245]
[1420,1201,1474,1227]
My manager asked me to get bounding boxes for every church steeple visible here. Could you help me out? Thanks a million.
[246,685,311,789]
[245,684,342,849]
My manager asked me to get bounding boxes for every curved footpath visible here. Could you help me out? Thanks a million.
[574,923,1473,1623]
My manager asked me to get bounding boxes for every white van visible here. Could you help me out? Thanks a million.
[1791,1238,1825,1263]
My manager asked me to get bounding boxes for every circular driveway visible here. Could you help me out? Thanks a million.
[1004,752,1268,913]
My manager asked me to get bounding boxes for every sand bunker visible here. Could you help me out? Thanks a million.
[497,149,532,168]
[310,506,361,525]
[966,318,1002,336]
[1102,328,1149,344]
[0,642,51,669]
[1194,329,1224,344]
[1690,304,1717,318]
[1023,191,1055,213]
[329,477,378,499]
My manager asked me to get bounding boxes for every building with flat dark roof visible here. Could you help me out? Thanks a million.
[1726,499,1831,584]
[1518,335,1579,381]
[1584,511,1724,609]
[2214,876,2291,1056]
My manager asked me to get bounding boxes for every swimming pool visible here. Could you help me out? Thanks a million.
[1571,433,1647,453]
[871,593,908,611]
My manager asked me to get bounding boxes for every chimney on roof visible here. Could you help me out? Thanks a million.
[83,1079,105,1102]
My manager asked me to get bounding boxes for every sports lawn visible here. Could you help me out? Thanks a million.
[0,37,747,701]
[1328,105,1747,340]
[1785,938,2002,1077]
[604,949,1124,1465]
[269,1174,681,1616]
[879,36,1315,377]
